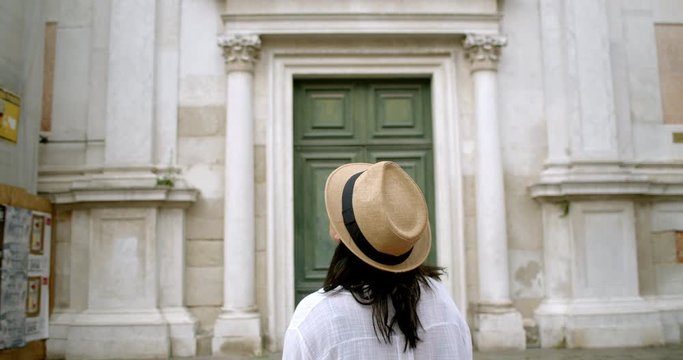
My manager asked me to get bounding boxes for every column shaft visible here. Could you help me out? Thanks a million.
[473,69,511,306]
[224,70,256,310]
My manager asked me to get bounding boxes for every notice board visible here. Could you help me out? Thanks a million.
[0,184,52,359]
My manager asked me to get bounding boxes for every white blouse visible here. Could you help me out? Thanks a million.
[283,278,473,360]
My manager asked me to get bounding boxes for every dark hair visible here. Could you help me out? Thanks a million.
[323,242,444,351]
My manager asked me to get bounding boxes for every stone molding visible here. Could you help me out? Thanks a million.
[44,187,197,206]
[217,34,262,72]
[267,50,467,351]
[222,13,500,35]
[529,163,683,199]
[38,166,198,206]
[463,33,507,71]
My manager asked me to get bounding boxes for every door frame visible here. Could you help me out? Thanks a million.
[265,48,467,349]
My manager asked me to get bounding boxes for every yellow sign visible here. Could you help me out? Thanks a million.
[0,87,21,143]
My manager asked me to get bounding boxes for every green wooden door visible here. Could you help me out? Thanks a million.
[293,79,436,304]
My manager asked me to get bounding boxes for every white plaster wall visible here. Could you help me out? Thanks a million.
[0,0,44,192]
[498,0,546,318]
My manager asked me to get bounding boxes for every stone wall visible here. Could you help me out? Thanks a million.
[498,0,546,321]
[177,0,227,353]
[0,0,44,192]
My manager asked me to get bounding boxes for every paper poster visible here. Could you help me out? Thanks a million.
[30,215,44,255]
[0,206,31,350]
[24,211,51,342]
[0,88,21,143]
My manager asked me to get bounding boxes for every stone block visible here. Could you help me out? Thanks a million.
[58,0,93,27]
[652,203,683,232]
[179,75,225,106]
[536,315,566,348]
[475,310,526,350]
[213,314,262,356]
[39,143,86,167]
[179,0,223,77]
[566,313,664,348]
[186,217,223,240]
[66,323,170,359]
[196,333,213,356]
[505,176,543,251]
[189,306,222,333]
[178,136,225,165]
[655,264,683,295]
[178,105,226,136]
[652,231,676,264]
[187,240,223,267]
[659,309,683,344]
[187,197,224,219]
[186,266,223,306]
[184,164,224,199]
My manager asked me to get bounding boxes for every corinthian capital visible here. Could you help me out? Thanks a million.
[217,34,261,72]
[463,34,507,72]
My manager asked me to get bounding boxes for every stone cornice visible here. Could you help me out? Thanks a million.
[463,33,507,71]
[37,166,198,207]
[42,187,198,208]
[529,164,683,200]
[222,13,501,36]
[217,34,261,72]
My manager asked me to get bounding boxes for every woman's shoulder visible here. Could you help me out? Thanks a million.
[288,287,348,330]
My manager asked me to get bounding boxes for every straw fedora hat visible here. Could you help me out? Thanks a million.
[324,161,431,273]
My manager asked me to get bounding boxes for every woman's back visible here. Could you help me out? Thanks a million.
[284,277,472,360]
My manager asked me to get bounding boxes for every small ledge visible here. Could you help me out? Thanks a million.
[529,171,683,200]
[38,167,197,207]
[42,186,198,207]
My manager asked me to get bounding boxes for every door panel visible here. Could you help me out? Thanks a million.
[368,82,431,142]
[294,79,435,305]
[294,148,364,304]
[294,82,361,145]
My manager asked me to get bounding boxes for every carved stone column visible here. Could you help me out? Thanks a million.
[212,34,262,356]
[464,33,525,350]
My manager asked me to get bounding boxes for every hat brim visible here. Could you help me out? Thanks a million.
[324,163,432,273]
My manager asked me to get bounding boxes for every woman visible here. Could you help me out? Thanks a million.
[283,161,472,359]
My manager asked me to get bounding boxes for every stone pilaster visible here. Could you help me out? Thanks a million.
[464,33,525,350]
[212,33,263,356]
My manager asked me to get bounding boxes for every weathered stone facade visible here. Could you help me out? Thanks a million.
[1,0,682,358]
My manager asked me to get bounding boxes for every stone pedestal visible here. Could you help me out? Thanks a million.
[464,33,525,350]
[475,309,526,351]
[536,298,664,348]
[45,183,198,359]
[533,200,665,348]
